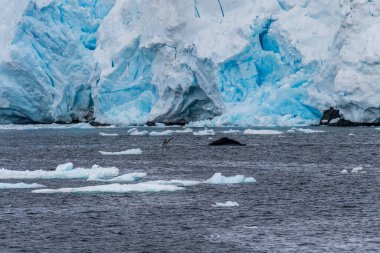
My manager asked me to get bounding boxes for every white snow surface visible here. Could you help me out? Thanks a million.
[32,182,184,194]
[244,129,283,135]
[212,201,239,207]
[0,182,46,189]
[0,0,379,126]
[99,148,142,155]
[0,163,119,180]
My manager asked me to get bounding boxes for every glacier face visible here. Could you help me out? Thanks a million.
[0,0,379,126]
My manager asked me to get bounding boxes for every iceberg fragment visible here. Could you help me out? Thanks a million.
[32,183,184,194]
[127,128,149,136]
[193,128,216,136]
[0,182,46,189]
[0,164,119,180]
[212,201,239,207]
[243,129,283,135]
[351,167,364,173]
[99,132,118,136]
[99,148,142,155]
[204,173,256,185]
[88,172,147,182]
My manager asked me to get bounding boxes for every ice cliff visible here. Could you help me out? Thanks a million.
[0,0,379,126]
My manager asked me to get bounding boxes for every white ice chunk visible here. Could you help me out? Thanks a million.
[221,129,240,134]
[0,182,46,189]
[146,179,201,187]
[287,128,325,133]
[204,173,256,185]
[32,182,184,194]
[99,148,142,155]
[329,118,340,124]
[99,132,118,136]
[212,201,239,207]
[89,172,147,182]
[55,162,74,172]
[127,128,149,136]
[348,133,355,136]
[0,164,119,180]
[193,128,215,136]
[149,128,193,136]
[351,167,364,173]
[340,169,348,174]
[244,129,283,135]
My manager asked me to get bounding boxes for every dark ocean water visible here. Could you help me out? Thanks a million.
[0,126,379,252]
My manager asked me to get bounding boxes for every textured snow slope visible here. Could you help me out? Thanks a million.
[0,0,379,126]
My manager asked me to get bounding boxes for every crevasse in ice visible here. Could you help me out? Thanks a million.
[0,0,379,126]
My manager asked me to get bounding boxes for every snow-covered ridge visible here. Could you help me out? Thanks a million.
[0,0,379,126]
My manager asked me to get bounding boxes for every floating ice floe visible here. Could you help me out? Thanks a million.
[145,180,202,187]
[88,172,147,182]
[0,163,119,180]
[0,182,46,189]
[193,128,215,136]
[149,128,193,136]
[127,128,149,136]
[287,128,325,133]
[212,201,239,207]
[351,167,364,173]
[348,133,355,136]
[99,132,118,136]
[221,129,240,134]
[243,129,283,135]
[0,123,94,130]
[340,169,348,174]
[204,173,256,184]
[32,182,184,194]
[376,128,380,131]
[99,148,142,155]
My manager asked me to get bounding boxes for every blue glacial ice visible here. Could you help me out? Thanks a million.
[0,0,379,126]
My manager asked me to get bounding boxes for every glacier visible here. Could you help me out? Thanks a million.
[0,0,379,126]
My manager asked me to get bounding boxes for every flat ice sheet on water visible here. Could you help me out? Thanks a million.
[99,148,142,155]
[99,132,118,136]
[243,129,283,135]
[221,129,240,134]
[0,182,46,189]
[193,128,215,136]
[149,128,193,136]
[0,163,119,180]
[88,172,147,182]
[212,201,239,207]
[32,182,184,194]
[287,128,325,133]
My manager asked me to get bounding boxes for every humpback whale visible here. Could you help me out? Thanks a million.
[208,137,246,146]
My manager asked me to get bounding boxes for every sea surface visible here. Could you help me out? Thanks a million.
[0,126,379,252]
